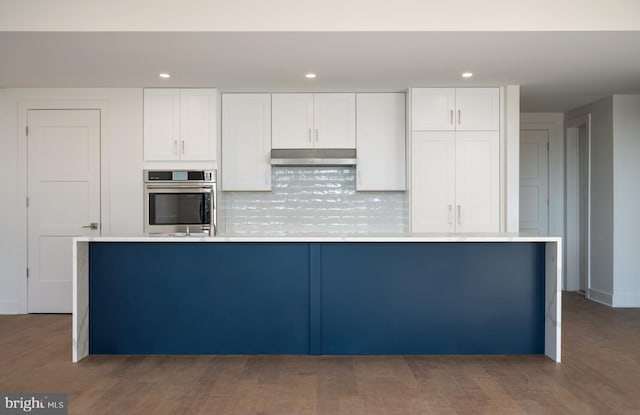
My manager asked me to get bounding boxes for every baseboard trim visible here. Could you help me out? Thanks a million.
[0,300,20,314]
[612,293,640,308]
[588,288,613,307]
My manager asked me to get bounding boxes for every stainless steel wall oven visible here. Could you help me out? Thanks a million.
[144,170,216,236]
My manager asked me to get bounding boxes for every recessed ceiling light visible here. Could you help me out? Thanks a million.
[305,73,317,79]
[461,72,473,78]
[159,73,171,79]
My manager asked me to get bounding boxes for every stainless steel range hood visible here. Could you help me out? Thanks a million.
[270,149,357,166]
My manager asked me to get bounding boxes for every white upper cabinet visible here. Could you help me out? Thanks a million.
[271,93,314,149]
[144,88,217,161]
[411,88,456,131]
[313,94,356,149]
[144,89,181,160]
[272,93,355,149]
[356,93,406,191]
[454,88,500,131]
[179,89,218,160]
[411,87,499,131]
[221,94,271,191]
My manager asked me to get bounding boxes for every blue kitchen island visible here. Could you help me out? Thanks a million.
[72,235,562,362]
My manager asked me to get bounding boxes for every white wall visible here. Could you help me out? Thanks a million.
[0,90,21,313]
[0,88,143,314]
[565,94,640,307]
[566,97,614,302]
[612,95,640,306]
[2,0,639,31]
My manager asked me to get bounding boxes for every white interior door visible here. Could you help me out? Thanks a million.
[27,109,101,313]
[519,130,549,235]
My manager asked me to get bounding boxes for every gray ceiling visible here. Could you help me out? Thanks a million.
[1,31,639,112]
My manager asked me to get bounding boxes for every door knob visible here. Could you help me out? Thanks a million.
[82,222,99,230]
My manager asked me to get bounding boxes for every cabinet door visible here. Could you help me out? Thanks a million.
[356,93,406,191]
[411,88,455,131]
[179,89,217,161]
[411,131,455,232]
[454,131,499,232]
[144,89,180,160]
[313,93,356,149]
[271,94,314,149]
[455,88,500,131]
[221,94,271,191]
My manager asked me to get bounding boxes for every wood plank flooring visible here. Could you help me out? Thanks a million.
[1,292,639,414]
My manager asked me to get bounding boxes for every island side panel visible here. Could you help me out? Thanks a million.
[319,242,546,355]
[545,240,562,362]
[72,240,89,362]
[89,242,310,354]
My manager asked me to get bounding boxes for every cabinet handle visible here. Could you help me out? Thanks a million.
[173,140,178,155]
[315,128,319,143]
[457,205,462,225]
[181,140,185,155]
[450,110,453,125]
[458,110,461,125]
[308,128,312,142]
[448,204,452,224]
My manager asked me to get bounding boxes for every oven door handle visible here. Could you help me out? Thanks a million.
[145,185,213,190]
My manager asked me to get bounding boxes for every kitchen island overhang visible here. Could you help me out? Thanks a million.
[72,234,562,363]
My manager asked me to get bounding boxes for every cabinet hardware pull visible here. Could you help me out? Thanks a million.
[450,110,453,125]
[181,140,185,154]
[458,110,461,124]
[315,128,319,143]
[448,204,452,224]
[457,205,462,225]
[173,140,178,155]
[308,128,312,142]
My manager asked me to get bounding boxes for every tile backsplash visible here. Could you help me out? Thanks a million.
[220,167,407,235]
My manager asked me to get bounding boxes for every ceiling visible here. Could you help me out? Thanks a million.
[1,31,639,112]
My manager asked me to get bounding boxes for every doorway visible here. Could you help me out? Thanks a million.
[27,109,101,313]
[566,115,591,293]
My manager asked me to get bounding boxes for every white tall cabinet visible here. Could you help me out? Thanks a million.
[272,93,355,149]
[221,94,271,191]
[411,88,500,233]
[144,88,217,161]
[356,93,406,191]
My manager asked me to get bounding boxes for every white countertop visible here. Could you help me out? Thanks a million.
[74,233,561,243]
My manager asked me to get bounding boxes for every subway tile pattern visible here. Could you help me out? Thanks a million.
[220,167,407,235]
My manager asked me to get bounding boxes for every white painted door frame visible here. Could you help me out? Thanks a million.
[17,100,111,314]
[565,114,591,294]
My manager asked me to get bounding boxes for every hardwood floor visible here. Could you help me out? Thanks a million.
[1,292,639,414]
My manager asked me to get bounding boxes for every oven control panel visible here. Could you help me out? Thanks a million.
[144,170,216,183]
